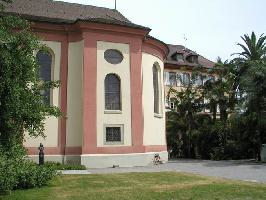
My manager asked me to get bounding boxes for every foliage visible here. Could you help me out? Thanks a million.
[235,32,266,61]
[0,151,17,194]
[0,145,57,194]
[203,58,236,122]
[44,162,87,170]
[0,3,61,193]
[167,72,204,158]
[166,32,266,161]
[0,0,12,10]
[233,32,266,160]
[0,2,61,150]
[15,161,56,190]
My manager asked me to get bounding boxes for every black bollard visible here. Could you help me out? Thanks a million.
[38,143,44,165]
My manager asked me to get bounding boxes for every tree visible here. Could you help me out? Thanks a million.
[236,31,266,61]
[167,71,204,158]
[202,58,237,153]
[234,32,266,161]
[203,58,236,122]
[0,3,61,150]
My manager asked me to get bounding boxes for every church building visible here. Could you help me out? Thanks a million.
[5,0,169,168]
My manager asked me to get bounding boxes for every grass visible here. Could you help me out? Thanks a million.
[1,172,266,200]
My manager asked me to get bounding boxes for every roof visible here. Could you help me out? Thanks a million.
[3,0,150,30]
[165,44,215,69]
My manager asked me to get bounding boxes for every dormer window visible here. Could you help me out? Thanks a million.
[176,53,184,62]
[172,53,184,62]
[187,55,198,64]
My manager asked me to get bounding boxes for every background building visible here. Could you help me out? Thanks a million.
[164,44,215,111]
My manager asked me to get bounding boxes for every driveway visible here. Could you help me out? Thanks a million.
[83,159,266,183]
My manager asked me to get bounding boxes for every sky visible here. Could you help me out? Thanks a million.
[58,0,265,62]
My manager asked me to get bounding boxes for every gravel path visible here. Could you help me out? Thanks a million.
[62,159,266,183]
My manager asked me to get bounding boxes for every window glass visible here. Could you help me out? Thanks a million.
[169,72,177,86]
[153,65,160,114]
[106,127,121,142]
[208,75,215,82]
[195,75,203,86]
[181,73,190,86]
[104,49,123,64]
[165,97,169,107]
[105,74,121,110]
[187,55,198,64]
[37,50,52,105]
[164,72,170,85]
[204,98,210,113]
[169,98,176,110]
[176,54,184,62]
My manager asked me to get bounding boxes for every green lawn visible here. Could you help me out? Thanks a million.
[1,172,266,200]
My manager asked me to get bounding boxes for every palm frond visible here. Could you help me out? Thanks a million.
[237,43,251,58]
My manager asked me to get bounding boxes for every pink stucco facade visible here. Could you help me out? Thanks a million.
[26,21,168,168]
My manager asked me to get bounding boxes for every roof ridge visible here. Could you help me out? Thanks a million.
[166,43,215,68]
[53,0,117,12]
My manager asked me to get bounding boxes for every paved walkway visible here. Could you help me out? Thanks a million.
[62,159,266,183]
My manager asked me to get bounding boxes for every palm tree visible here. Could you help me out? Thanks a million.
[234,32,266,161]
[236,31,266,61]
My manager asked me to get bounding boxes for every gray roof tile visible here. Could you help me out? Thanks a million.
[166,44,215,69]
[3,0,150,29]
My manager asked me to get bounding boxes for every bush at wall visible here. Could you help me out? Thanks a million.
[0,145,57,195]
[44,161,86,170]
[14,160,57,190]
[0,152,17,194]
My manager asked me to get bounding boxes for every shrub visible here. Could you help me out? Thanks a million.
[44,161,86,170]
[14,160,57,190]
[35,165,57,187]
[210,147,225,160]
[0,152,17,194]
[0,145,57,194]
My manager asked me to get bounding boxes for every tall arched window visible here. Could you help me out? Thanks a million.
[153,64,160,114]
[105,74,121,110]
[37,50,52,105]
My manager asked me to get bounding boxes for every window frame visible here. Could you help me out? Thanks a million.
[104,124,124,145]
[169,98,176,110]
[104,49,124,65]
[104,73,122,112]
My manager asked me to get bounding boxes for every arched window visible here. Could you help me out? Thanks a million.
[37,50,52,105]
[105,74,121,110]
[153,64,160,114]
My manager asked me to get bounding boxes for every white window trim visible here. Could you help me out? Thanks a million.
[170,101,175,110]
[104,124,124,145]
[104,110,122,114]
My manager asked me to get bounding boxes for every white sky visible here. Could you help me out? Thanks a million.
[58,0,266,62]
